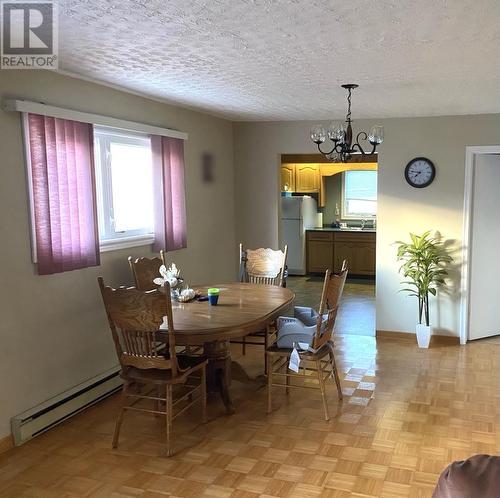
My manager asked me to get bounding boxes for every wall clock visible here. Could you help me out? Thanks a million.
[404,157,436,188]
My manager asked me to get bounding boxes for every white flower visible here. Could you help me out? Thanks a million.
[154,263,181,288]
[167,276,178,288]
[170,263,180,277]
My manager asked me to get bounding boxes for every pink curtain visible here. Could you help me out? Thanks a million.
[151,135,187,252]
[28,113,100,275]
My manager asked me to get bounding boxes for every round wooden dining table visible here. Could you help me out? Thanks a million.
[169,282,294,414]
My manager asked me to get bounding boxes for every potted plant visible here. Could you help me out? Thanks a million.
[396,231,452,348]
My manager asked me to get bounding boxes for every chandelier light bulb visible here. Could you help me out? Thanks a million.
[310,124,326,144]
[327,123,336,140]
[368,125,384,145]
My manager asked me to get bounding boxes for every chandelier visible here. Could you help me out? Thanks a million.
[310,84,384,163]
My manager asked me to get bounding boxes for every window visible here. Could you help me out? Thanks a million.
[342,170,377,219]
[94,127,154,246]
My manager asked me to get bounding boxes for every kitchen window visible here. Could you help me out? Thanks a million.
[94,126,155,249]
[342,170,377,219]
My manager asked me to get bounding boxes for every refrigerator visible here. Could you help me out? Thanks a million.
[281,196,318,275]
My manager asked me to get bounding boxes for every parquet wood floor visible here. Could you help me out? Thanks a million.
[1,334,499,498]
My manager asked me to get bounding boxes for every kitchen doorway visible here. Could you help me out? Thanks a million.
[278,154,377,336]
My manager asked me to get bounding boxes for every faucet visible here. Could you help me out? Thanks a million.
[361,219,366,230]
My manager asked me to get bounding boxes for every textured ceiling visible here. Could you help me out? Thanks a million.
[58,0,500,121]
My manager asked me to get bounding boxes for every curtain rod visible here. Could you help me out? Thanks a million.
[2,99,188,141]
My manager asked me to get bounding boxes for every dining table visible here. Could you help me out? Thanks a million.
[164,282,294,414]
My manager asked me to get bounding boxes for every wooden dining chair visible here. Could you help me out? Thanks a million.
[239,244,289,287]
[233,243,288,371]
[98,278,207,456]
[266,263,348,421]
[128,251,201,356]
[128,250,166,291]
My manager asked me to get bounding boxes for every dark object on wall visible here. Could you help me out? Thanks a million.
[432,454,500,498]
[404,157,436,188]
[202,152,215,183]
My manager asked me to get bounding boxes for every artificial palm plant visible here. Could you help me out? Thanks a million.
[396,231,452,327]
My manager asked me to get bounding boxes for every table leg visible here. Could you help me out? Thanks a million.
[203,340,235,415]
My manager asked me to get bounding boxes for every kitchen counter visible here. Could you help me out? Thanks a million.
[308,227,377,233]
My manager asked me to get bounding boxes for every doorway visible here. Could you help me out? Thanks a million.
[460,146,500,342]
[278,154,377,336]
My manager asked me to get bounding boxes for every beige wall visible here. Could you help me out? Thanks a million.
[0,71,236,439]
[234,114,500,340]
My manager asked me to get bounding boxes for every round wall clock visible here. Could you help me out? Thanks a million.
[404,157,436,188]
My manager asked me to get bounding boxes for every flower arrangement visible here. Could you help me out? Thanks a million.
[153,263,195,302]
[154,263,182,288]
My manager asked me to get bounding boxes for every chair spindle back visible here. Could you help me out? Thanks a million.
[239,244,288,287]
[98,278,178,375]
[128,250,166,291]
[313,261,348,350]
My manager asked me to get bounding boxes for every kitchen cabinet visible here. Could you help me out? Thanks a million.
[280,163,321,194]
[307,230,376,276]
[356,241,376,275]
[306,231,334,273]
[334,232,376,276]
[281,164,296,191]
[295,164,320,192]
[333,240,354,273]
[319,176,327,207]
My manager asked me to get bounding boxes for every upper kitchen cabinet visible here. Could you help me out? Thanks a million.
[295,164,320,192]
[281,163,296,191]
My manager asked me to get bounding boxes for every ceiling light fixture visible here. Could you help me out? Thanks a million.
[310,84,384,163]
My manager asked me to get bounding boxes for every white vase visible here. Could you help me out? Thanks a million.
[416,324,431,348]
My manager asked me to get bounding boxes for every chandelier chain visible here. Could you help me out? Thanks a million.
[346,87,352,123]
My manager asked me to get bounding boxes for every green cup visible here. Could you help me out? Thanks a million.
[207,287,220,305]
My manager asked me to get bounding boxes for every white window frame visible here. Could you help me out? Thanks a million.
[10,100,189,259]
[341,170,377,220]
[93,126,155,252]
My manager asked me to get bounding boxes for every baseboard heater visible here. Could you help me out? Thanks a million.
[11,366,123,446]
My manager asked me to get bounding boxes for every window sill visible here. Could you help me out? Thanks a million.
[341,216,377,221]
[100,234,155,253]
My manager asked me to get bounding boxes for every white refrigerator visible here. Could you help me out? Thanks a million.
[281,196,318,275]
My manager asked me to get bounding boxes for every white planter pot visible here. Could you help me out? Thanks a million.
[416,324,431,348]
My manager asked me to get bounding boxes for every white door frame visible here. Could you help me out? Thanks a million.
[459,145,500,344]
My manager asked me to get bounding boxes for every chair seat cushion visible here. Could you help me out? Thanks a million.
[267,342,331,358]
[177,353,207,370]
[123,354,207,384]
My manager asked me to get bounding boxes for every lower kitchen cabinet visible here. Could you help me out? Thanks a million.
[306,231,334,273]
[333,240,355,273]
[307,230,376,276]
[356,241,376,275]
